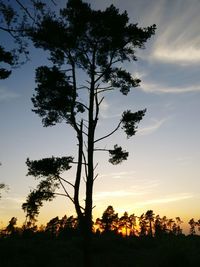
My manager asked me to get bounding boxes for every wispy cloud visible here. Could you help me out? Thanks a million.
[99,98,121,119]
[175,156,192,165]
[94,179,160,201]
[99,171,136,179]
[140,82,200,94]
[135,193,193,207]
[0,196,24,210]
[0,87,19,101]
[94,190,144,201]
[152,46,200,65]
[150,0,200,65]
[138,117,168,136]
[4,196,24,204]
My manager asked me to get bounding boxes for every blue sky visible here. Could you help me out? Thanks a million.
[0,0,200,232]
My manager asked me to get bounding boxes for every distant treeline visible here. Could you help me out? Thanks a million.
[1,205,199,238]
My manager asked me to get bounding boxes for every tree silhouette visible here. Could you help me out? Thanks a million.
[45,216,60,236]
[20,1,155,264]
[119,212,130,236]
[145,210,154,237]
[23,0,155,230]
[139,213,148,237]
[129,213,137,236]
[101,205,118,233]
[196,219,200,233]
[172,217,183,235]
[188,218,196,235]
[118,212,137,237]
[5,217,17,235]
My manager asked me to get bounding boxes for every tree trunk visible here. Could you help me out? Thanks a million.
[82,61,96,267]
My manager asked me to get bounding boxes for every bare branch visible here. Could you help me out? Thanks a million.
[57,176,74,204]
[72,161,88,166]
[94,121,122,143]
[97,88,115,94]
[77,85,90,91]
[93,162,98,171]
[58,176,74,188]
[53,192,85,212]
[94,148,109,152]
[50,0,56,5]
[15,0,35,21]
[94,174,98,181]
[99,97,104,106]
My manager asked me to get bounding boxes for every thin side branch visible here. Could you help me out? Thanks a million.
[94,121,122,143]
[94,174,98,181]
[97,88,115,94]
[94,148,109,152]
[15,0,35,21]
[72,161,88,166]
[58,176,75,188]
[93,162,98,171]
[57,177,74,204]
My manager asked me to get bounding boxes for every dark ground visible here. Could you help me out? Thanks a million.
[1,234,200,267]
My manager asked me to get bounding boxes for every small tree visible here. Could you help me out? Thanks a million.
[5,217,17,235]
[101,205,118,233]
[145,210,154,237]
[139,213,148,237]
[129,213,137,236]
[188,218,196,235]
[119,211,130,236]
[154,215,163,237]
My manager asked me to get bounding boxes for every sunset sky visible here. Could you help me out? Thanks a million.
[0,0,200,232]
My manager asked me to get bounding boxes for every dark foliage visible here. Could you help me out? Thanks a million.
[32,66,75,126]
[0,45,14,79]
[109,145,129,165]
[122,109,146,138]
[26,156,73,177]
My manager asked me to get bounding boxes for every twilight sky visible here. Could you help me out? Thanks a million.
[0,0,200,231]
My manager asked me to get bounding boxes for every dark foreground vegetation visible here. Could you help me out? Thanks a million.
[1,206,200,267]
[1,233,200,267]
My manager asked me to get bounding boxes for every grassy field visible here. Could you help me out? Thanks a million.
[1,234,200,267]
